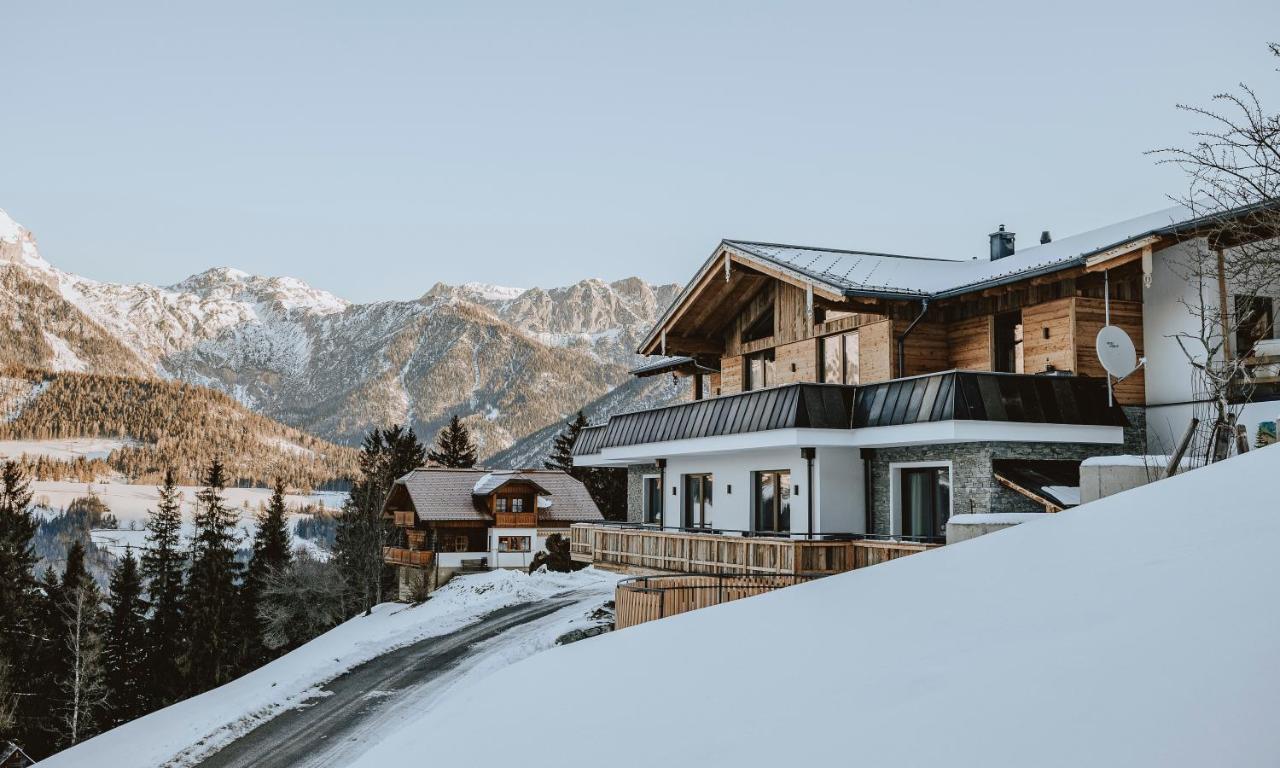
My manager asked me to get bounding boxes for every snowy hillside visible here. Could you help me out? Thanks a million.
[347,446,1280,768]
[0,208,683,456]
[37,569,619,768]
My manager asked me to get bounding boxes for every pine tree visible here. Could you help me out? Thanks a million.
[0,460,38,750]
[241,479,293,668]
[335,425,425,614]
[140,469,186,707]
[428,415,477,468]
[544,411,588,476]
[51,541,108,748]
[104,548,148,726]
[180,459,243,694]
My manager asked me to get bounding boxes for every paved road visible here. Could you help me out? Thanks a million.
[194,596,583,768]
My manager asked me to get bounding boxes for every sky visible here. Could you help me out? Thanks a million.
[3,1,1279,303]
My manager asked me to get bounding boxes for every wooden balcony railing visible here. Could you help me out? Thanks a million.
[384,546,433,568]
[494,511,538,528]
[569,523,936,576]
[615,573,820,630]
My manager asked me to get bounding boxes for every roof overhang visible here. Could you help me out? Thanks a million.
[630,356,720,378]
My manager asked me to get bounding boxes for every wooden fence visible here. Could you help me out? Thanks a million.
[383,546,433,567]
[570,523,935,576]
[615,573,819,629]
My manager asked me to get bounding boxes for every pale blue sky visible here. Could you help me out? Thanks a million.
[3,1,1278,302]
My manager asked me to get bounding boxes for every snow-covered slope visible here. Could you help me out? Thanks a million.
[36,568,619,768]
[350,446,1280,768]
[0,208,683,455]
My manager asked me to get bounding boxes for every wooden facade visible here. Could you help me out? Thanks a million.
[653,246,1149,407]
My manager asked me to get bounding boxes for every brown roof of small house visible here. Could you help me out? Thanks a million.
[383,467,604,523]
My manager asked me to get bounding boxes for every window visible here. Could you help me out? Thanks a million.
[744,349,775,391]
[642,475,663,525]
[452,535,469,552]
[510,497,526,513]
[900,466,951,540]
[742,304,775,344]
[820,332,860,384]
[495,497,508,513]
[1235,295,1275,358]
[497,536,530,553]
[754,471,791,533]
[994,311,1023,373]
[683,473,713,529]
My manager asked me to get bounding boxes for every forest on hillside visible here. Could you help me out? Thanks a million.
[0,367,358,490]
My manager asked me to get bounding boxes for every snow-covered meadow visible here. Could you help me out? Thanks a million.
[38,568,620,768]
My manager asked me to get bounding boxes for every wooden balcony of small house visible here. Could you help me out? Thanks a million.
[493,511,538,528]
[383,545,434,568]
[570,522,937,576]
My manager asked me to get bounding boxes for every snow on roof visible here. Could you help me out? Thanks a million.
[367,445,1280,767]
[723,204,1195,299]
[471,470,550,497]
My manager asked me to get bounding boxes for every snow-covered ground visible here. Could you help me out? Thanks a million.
[38,568,619,768]
[0,437,140,461]
[342,445,1280,768]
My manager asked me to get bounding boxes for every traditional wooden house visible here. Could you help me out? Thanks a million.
[382,468,603,597]
[570,203,1280,573]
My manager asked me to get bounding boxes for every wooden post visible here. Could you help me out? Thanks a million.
[1216,247,1233,363]
[1166,417,1199,478]
[1236,423,1251,454]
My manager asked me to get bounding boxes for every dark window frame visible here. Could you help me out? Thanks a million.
[753,470,792,534]
[683,473,713,529]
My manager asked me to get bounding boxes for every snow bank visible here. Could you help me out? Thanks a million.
[357,446,1280,768]
[38,568,618,768]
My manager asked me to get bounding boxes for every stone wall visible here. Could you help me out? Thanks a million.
[625,463,660,523]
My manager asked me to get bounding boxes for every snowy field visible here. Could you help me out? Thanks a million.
[30,479,346,558]
[0,437,139,461]
[343,445,1280,768]
[38,568,619,768]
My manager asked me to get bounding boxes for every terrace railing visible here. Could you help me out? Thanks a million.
[614,572,822,629]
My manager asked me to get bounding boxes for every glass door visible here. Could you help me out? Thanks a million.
[901,467,951,539]
[683,474,713,529]
[753,471,791,534]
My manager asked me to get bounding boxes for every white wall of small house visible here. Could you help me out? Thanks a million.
[660,446,863,534]
[1144,238,1280,452]
[488,527,538,568]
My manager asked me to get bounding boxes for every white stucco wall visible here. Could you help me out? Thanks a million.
[661,446,862,534]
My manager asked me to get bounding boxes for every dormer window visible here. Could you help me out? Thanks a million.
[495,497,508,512]
[511,497,526,513]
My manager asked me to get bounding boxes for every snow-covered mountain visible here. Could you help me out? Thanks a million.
[0,208,683,457]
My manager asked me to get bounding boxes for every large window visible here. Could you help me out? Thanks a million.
[683,474,713,529]
[994,311,1023,373]
[900,466,951,540]
[745,350,775,391]
[1235,295,1275,358]
[497,536,530,553]
[642,475,662,525]
[820,332,860,384]
[754,470,791,534]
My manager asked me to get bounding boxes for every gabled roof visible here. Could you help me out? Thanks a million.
[641,203,1215,355]
[384,467,603,523]
[471,470,551,496]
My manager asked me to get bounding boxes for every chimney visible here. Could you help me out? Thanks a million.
[989,225,1015,260]
[1040,230,1052,244]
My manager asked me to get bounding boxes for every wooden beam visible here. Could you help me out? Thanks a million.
[726,251,846,303]
[1084,234,1162,271]
[662,334,722,355]
[1216,247,1233,362]
[994,475,1065,514]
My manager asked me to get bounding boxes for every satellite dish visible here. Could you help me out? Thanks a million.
[1096,325,1138,379]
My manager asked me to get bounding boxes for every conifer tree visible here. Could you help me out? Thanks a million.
[335,425,425,614]
[51,541,108,748]
[0,460,36,668]
[180,459,243,694]
[428,415,477,468]
[241,479,293,667]
[545,411,588,477]
[140,470,186,707]
[104,549,148,726]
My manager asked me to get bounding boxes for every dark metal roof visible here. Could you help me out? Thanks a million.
[993,459,1083,510]
[573,372,1126,455]
[629,356,720,378]
[853,371,1128,428]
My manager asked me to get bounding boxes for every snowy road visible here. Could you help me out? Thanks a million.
[192,593,597,768]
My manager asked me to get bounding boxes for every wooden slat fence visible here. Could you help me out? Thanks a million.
[615,573,819,630]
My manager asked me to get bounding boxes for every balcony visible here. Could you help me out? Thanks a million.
[494,511,538,528]
[615,573,820,630]
[569,523,935,576]
[384,546,434,568]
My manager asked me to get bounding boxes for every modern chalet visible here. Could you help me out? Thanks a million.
[570,203,1280,576]
[381,468,603,597]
